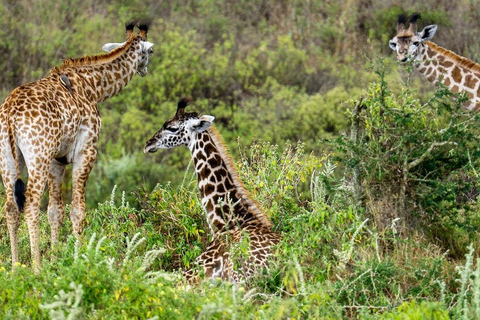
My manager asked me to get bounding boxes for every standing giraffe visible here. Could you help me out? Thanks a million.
[0,20,153,269]
[389,13,480,111]
[144,99,281,283]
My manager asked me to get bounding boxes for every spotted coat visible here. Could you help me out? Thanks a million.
[144,100,281,283]
[0,21,153,270]
[389,13,480,111]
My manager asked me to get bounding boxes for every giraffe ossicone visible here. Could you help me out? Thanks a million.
[389,13,480,111]
[144,99,281,283]
[0,19,153,270]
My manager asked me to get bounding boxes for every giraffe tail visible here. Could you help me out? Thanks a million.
[6,112,25,212]
[14,179,26,212]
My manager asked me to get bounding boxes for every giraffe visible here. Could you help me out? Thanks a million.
[389,13,480,111]
[0,20,154,269]
[144,99,281,283]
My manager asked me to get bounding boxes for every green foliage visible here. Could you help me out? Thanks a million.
[0,232,175,318]
[135,180,208,270]
[336,59,480,250]
[0,138,479,318]
[381,300,449,320]
[447,244,480,319]
[237,141,321,224]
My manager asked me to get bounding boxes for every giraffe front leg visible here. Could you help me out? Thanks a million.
[48,161,66,250]
[70,146,97,237]
[183,240,231,284]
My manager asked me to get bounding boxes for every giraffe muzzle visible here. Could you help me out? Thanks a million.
[137,67,148,77]
[144,143,158,153]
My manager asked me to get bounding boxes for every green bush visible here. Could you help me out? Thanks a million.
[0,137,477,319]
[381,300,449,320]
[336,59,480,249]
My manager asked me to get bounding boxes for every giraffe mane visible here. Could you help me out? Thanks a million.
[206,126,274,229]
[56,33,137,71]
[425,41,480,73]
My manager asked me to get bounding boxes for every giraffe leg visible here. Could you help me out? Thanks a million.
[47,160,66,249]
[183,248,211,285]
[4,186,21,267]
[70,146,97,237]
[24,163,49,271]
[0,135,22,267]
[183,240,232,284]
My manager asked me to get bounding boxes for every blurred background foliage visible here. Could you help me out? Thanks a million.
[1,0,479,207]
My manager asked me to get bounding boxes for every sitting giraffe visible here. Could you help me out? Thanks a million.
[144,99,281,283]
[0,20,153,269]
[389,13,480,110]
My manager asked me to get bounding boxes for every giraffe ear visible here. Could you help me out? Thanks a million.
[191,115,215,133]
[419,25,437,41]
[141,41,154,54]
[102,42,125,52]
[388,39,397,50]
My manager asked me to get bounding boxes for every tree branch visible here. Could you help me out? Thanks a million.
[407,141,458,170]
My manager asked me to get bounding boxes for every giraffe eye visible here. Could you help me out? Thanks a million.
[166,127,179,133]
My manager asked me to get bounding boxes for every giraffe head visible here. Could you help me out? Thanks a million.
[389,13,437,63]
[102,19,154,77]
[144,99,215,153]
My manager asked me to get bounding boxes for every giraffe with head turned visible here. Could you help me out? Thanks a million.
[389,13,480,111]
[144,99,281,283]
[0,20,154,269]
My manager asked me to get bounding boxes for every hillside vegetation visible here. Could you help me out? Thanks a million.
[1,0,480,318]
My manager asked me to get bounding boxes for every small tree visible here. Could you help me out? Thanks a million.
[337,59,480,251]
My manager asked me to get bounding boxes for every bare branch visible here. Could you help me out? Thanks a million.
[407,141,458,170]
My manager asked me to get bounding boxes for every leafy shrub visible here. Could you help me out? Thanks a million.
[0,232,175,318]
[135,181,208,271]
[336,59,480,250]
[380,300,449,320]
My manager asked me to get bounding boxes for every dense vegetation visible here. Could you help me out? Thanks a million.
[1,0,480,318]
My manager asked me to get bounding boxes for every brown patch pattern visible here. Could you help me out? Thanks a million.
[425,41,480,73]
[414,41,480,111]
[144,108,281,284]
[0,23,151,270]
[186,128,280,283]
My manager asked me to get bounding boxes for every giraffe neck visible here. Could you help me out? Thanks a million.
[189,127,273,236]
[415,41,480,111]
[88,52,138,103]
[57,37,141,103]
